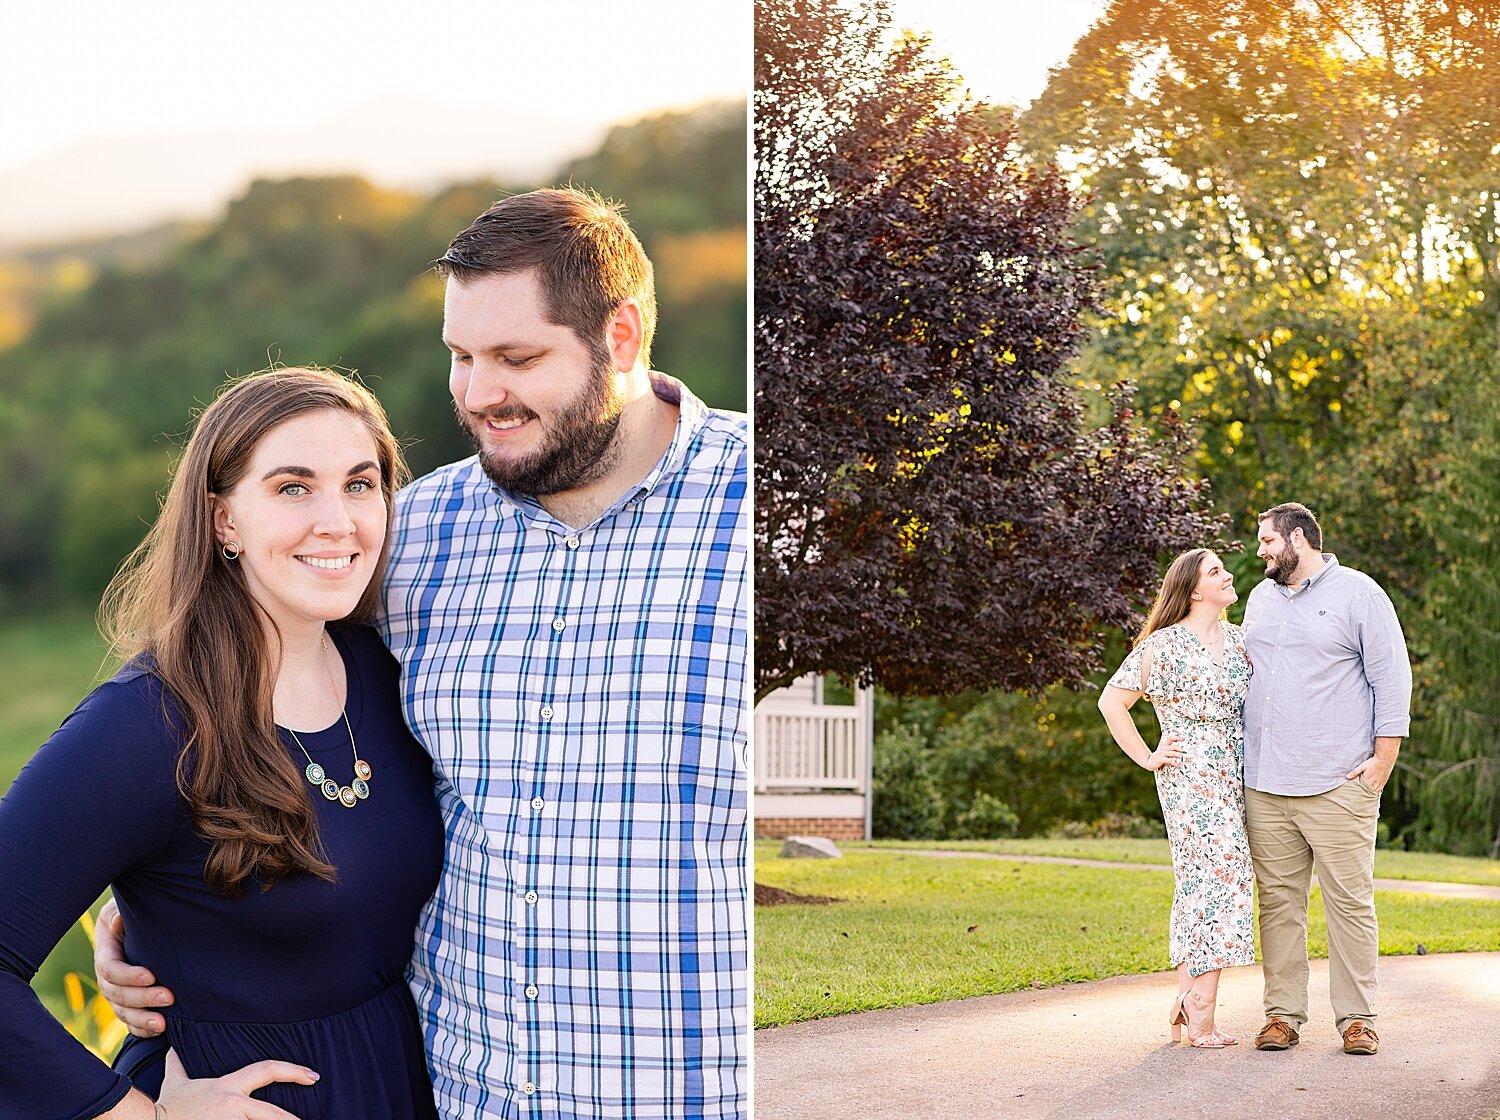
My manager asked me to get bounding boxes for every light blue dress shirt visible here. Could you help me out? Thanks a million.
[380,374,748,1119]
[1242,554,1411,796]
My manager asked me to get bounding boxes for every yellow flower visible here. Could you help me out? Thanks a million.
[64,973,85,1014]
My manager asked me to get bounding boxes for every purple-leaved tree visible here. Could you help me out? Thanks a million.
[754,0,1222,701]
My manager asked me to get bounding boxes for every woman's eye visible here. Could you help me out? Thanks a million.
[347,478,377,494]
[280,483,308,497]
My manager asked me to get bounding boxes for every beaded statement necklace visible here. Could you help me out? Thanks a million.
[283,634,371,809]
[287,713,370,808]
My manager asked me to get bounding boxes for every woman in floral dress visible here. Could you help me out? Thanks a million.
[1097,548,1255,1048]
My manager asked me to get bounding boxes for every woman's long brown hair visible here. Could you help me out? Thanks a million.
[100,368,409,896]
[1134,548,1213,648]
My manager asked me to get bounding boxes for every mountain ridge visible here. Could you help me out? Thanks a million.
[0,95,624,248]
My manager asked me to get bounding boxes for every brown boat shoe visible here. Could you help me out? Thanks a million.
[1342,1020,1379,1055]
[1254,1017,1300,1050]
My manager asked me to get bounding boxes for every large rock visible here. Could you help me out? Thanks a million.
[781,836,843,859]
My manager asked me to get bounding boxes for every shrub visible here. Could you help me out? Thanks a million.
[951,790,1020,839]
[923,683,1163,836]
[872,723,944,839]
[1049,812,1164,840]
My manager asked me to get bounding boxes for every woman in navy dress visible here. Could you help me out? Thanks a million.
[0,368,443,1119]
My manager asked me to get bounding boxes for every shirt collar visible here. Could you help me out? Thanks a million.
[632,371,707,498]
[1278,552,1339,597]
[482,371,708,527]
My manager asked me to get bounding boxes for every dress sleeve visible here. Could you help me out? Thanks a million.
[0,674,180,1119]
[1106,634,1159,697]
[1224,622,1248,668]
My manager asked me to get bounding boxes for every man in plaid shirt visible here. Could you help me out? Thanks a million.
[97,189,749,1119]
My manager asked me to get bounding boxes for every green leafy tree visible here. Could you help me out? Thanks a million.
[1023,0,1500,594]
[1399,404,1500,856]
[926,679,1162,836]
[1021,0,1500,852]
[950,790,1020,841]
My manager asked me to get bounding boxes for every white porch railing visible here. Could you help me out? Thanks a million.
[754,704,864,792]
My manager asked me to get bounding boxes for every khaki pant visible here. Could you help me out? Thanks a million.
[1245,779,1381,1033]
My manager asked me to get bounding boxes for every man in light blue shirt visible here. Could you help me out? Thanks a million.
[1241,502,1410,1058]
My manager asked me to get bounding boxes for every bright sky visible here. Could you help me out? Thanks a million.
[889,0,1109,107]
[1,0,750,172]
[1,1,1107,171]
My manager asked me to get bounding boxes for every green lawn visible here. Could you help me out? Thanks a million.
[0,613,120,1040]
[865,837,1500,888]
[0,611,116,790]
[754,844,1500,1028]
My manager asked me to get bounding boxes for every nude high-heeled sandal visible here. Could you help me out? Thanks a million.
[1169,992,1189,1043]
[1185,990,1238,1048]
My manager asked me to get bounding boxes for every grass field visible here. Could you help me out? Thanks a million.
[867,837,1500,888]
[0,612,120,1035]
[755,843,1500,1028]
[13,614,1500,1041]
[0,611,116,790]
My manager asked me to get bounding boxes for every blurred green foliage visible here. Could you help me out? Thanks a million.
[853,1,1500,856]
[0,613,123,1055]
[872,639,1166,841]
[1016,0,1500,856]
[0,101,746,613]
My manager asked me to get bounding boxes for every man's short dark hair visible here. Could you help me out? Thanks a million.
[436,187,657,368]
[1258,502,1323,550]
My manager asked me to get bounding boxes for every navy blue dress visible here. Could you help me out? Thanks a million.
[0,625,444,1119]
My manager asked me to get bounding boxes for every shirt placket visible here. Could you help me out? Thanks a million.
[513,513,581,1109]
[1268,584,1311,773]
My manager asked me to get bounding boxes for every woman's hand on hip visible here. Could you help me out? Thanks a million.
[1145,734,1185,771]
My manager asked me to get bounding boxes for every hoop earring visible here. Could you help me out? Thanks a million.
[222,541,241,560]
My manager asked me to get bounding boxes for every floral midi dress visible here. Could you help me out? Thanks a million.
[1109,623,1256,977]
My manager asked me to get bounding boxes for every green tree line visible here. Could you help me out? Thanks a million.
[857,1,1498,856]
[0,100,747,612]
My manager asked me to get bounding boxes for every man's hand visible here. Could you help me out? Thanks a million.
[1347,736,1401,793]
[156,1048,316,1120]
[95,897,175,1037]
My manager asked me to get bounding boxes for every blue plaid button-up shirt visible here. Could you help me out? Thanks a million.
[380,375,748,1120]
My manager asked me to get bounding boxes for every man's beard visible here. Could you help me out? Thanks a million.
[459,360,624,497]
[1266,542,1300,586]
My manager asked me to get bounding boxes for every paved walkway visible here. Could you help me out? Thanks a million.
[756,953,1500,1120]
[873,847,1500,901]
